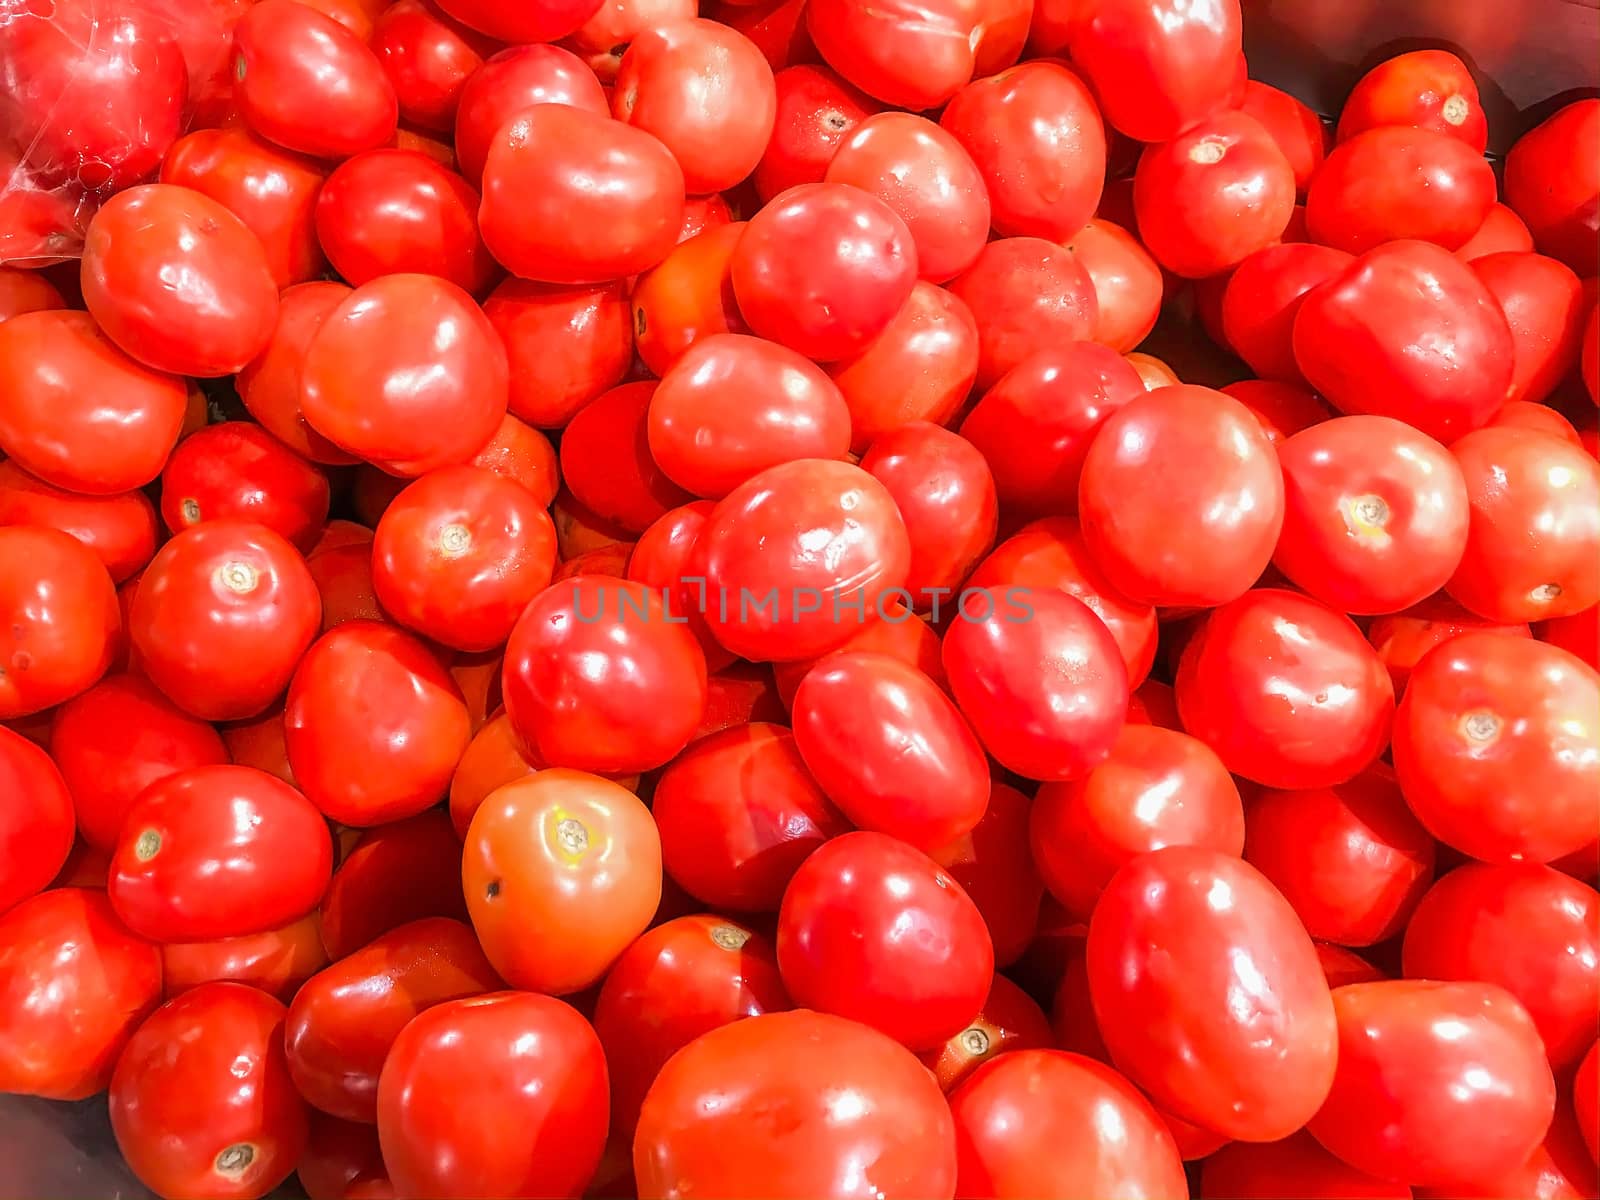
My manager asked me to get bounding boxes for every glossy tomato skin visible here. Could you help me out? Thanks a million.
[1078,385,1284,608]
[1221,242,1353,384]
[480,105,684,285]
[950,1050,1187,1199]
[370,0,495,132]
[1088,846,1338,1141]
[235,283,359,466]
[931,783,1044,969]
[0,526,121,720]
[285,918,501,1123]
[634,1009,958,1200]
[1471,250,1586,406]
[1274,414,1469,615]
[792,652,988,852]
[920,972,1052,1093]
[284,622,471,827]
[1308,981,1556,1189]
[946,237,1098,390]
[235,0,399,159]
[1292,240,1514,443]
[301,273,508,476]
[159,423,332,554]
[1199,1130,1412,1199]
[1366,592,1532,696]
[482,278,633,430]
[1503,99,1600,278]
[1239,80,1327,193]
[803,0,985,111]
[109,983,309,1200]
[0,311,188,495]
[107,765,332,944]
[1457,202,1536,261]
[0,727,74,915]
[630,224,748,377]
[1577,1043,1599,1163]
[1336,49,1487,151]
[451,45,610,186]
[318,810,470,960]
[161,914,328,1003]
[131,521,320,722]
[777,830,993,1051]
[625,501,733,672]
[463,770,660,995]
[433,0,602,42]
[1062,219,1161,353]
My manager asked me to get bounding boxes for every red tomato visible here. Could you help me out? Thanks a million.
[630,223,746,376]
[0,267,64,323]
[480,105,683,284]
[1457,202,1537,261]
[634,1008,956,1199]
[301,274,508,475]
[1221,242,1353,384]
[803,0,988,110]
[1423,1104,1600,1200]
[1200,1130,1411,1199]
[565,0,695,82]
[1472,250,1587,407]
[1447,425,1600,623]
[107,765,332,943]
[950,1050,1187,1199]
[0,461,158,584]
[159,423,332,554]
[1239,79,1327,194]
[297,1116,385,1200]
[1541,605,1599,671]
[770,601,945,702]
[370,0,495,132]
[462,769,661,994]
[315,150,496,293]
[110,983,309,1200]
[1394,632,1599,863]
[931,783,1043,969]
[1067,0,1241,142]
[1490,399,1584,445]
[0,526,120,720]
[284,622,471,826]
[318,809,470,959]
[1031,723,1244,921]
[0,311,188,495]
[235,282,359,466]
[776,830,992,1050]
[1309,981,1555,1188]
[235,0,399,159]
[470,412,560,506]
[755,65,880,202]
[433,0,602,42]
[689,661,788,738]
[920,973,1051,1093]
[1336,48,1486,152]
[1063,219,1162,353]
[372,465,557,651]
[625,500,732,672]
[1078,384,1283,608]
[1136,110,1295,279]
[131,521,320,722]
[449,711,536,837]
[730,181,917,361]
[484,283,632,431]
[1088,846,1337,1141]
[1503,99,1600,278]
[161,914,328,1003]
[947,237,1098,390]
[1367,592,1531,695]
[1222,379,1334,444]
[0,726,74,913]
[1293,240,1514,443]
[452,45,610,186]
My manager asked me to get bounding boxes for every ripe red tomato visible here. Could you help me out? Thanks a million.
[930,782,1043,968]
[0,726,74,913]
[777,830,993,1050]
[1030,723,1244,921]
[1078,384,1284,608]
[159,423,332,554]
[950,1050,1188,1198]
[234,0,399,159]
[565,0,696,82]
[1541,605,1599,672]
[318,809,469,959]
[462,769,661,994]
[0,526,121,720]
[919,972,1051,1093]
[0,311,188,495]
[1457,201,1537,261]
[630,224,747,377]
[1088,846,1338,1141]
[1503,99,1599,278]
[1336,48,1487,152]
[0,267,64,323]
[470,412,559,506]
[803,0,989,110]
[947,237,1099,390]
[370,0,496,132]
[0,461,158,584]
[1220,380,1333,445]
[1238,79,1327,193]
[1135,110,1295,279]
[1366,592,1531,695]
[297,1116,385,1200]
[235,282,359,466]
[1472,251,1586,407]
[756,65,881,201]
[110,982,310,1200]
[633,1009,958,1200]
[1293,240,1514,443]
[161,913,328,1003]
[433,0,602,41]
[1221,242,1353,383]
[1063,219,1162,353]
[1199,1130,1411,1199]
[1309,980,1556,1189]
[482,277,633,429]
[452,45,610,186]
[480,105,684,284]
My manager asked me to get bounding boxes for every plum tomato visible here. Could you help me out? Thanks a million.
[1472,251,1587,407]
[159,423,332,555]
[631,224,747,376]
[803,0,988,111]
[482,276,633,429]
[920,973,1052,1094]
[755,65,882,202]
[1087,846,1338,1142]
[1239,79,1328,194]
[451,45,611,186]
[1220,242,1353,384]
[1502,99,1599,278]
[1063,219,1163,353]
[0,526,121,720]
[1336,48,1487,151]
[931,783,1045,969]
[946,237,1098,390]
[633,1009,958,1200]
[470,413,560,506]
[1199,1130,1412,1199]
[1393,632,1599,864]
[462,769,661,995]
[0,726,74,914]
[1367,592,1532,695]
[370,0,497,133]
[235,282,360,466]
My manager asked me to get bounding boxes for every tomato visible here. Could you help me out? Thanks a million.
[235,283,359,466]
[1447,425,1600,622]
[0,526,121,720]
[0,461,158,584]
[1425,1104,1600,1200]
[1221,242,1353,384]
[776,830,992,1050]
[1472,251,1587,407]
[480,105,683,285]
[0,311,187,495]
[1136,111,1295,279]
[1367,592,1531,695]
[1078,384,1283,608]
[1293,240,1514,443]
[161,914,328,1003]
[106,764,331,943]
[946,237,1098,390]
[770,601,945,703]
[565,0,695,81]
[0,267,63,323]
[802,0,986,110]
[755,65,880,201]
[372,465,557,651]
[1584,300,1599,405]
[647,335,850,500]
[298,1116,385,1200]
[477,282,632,431]
[958,341,1145,519]
[624,501,732,672]
[1503,99,1600,278]
[433,0,602,42]
[1491,399,1584,445]
[1541,605,1599,671]
[1088,846,1337,1141]
[1335,48,1486,153]
[1395,632,1598,863]
[689,662,788,739]
[1067,0,1240,143]
[827,280,981,451]
[1220,380,1333,447]
[159,423,332,554]
[1031,723,1243,921]
[1457,202,1537,261]
[1200,1130,1411,1199]
[0,726,73,914]
[1062,219,1162,353]
[920,973,1050,1094]
[284,622,471,826]
[635,1008,957,1200]
[691,458,911,662]
[1309,981,1555,1188]
[449,712,535,838]
[306,537,383,636]
[469,412,560,506]
[930,783,1043,969]
[630,225,745,376]
[1578,1042,1599,1164]
[1237,79,1326,194]
[319,810,469,959]
[235,0,399,159]
[315,150,496,294]
[370,0,494,132]
[950,1050,1186,1199]
[463,769,660,994]
[650,723,846,911]
[452,45,609,186]
[730,181,917,362]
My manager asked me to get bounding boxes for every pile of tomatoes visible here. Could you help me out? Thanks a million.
[1,0,1598,1195]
